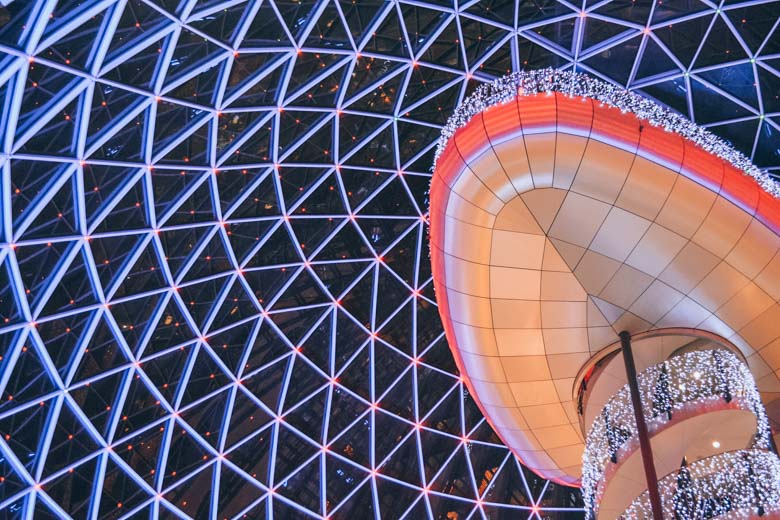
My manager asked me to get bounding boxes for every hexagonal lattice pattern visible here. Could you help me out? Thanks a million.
[0,1,778,518]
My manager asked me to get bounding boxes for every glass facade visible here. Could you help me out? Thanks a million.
[0,0,777,518]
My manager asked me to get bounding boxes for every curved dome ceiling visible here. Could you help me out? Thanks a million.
[0,0,778,518]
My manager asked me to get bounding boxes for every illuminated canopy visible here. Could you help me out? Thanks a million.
[430,71,780,487]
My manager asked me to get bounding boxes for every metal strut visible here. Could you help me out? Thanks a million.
[619,330,664,520]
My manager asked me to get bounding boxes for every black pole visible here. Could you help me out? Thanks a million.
[620,331,664,520]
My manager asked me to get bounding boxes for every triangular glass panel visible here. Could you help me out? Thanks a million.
[179,387,229,448]
[0,336,56,414]
[206,318,257,375]
[216,461,266,518]
[272,268,330,310]
[162,419,214,488]
[139,296,197,357]
[241,357,290,414]
[276,456,322,515]
[115,374,170,438]
[0,396,53,472]
[138,344,194,406]
[42,400,101,477]
[282,356,328,413]
[70,368,128,438]
[114,423,166,486]
[71,314,129,384]
[634,36,681,82]
[224,423,274,485]
[273,423,320,484]
[180,346,232,406]
[224,387,274,449]
[241,319,293,375]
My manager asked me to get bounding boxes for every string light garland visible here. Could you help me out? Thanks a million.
[620,449,780,519]
[433,68,780,197]
[581,349,773,516]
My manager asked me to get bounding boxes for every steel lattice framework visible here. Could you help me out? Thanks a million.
[0,0,778,518]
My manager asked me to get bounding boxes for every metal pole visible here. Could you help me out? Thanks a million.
[619,330,663,520]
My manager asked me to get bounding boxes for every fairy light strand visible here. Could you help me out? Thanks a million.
[621,449,780,519]
[433,68,779,197]
[581,349,773,516]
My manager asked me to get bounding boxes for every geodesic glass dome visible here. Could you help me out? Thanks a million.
[0,1,778,518]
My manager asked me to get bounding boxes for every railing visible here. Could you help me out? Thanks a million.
[581,349,772,514]
[620,449,780,519]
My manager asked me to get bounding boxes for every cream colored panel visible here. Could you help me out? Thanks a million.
[493,137,534,194]
[490,230,545,269]
[443,254,490,297]
[656,297,712,329]
[493,196,543,234]
[659,241,720,294]
[725,219,779,279]
[504,431,542,451]
[612,311,652,335]
[586,297,610,326]
[451,321,498,356]
[548,442,582,468]
[548,191,611,248]
[468,379,516,407]
[591,296,626,324]
[543,327,589,354]
[467,149,516,202]
[522,403,570,428]
[446,289,493,328]
[445,190,496,229]
[542,239,569,271]
[510,380,559,406]
[451,166,505,215]
[727,333,755,358]
[525,133,556,188]
[517,450,558,471]
[692,196,752,258]
[460,351,506,382]
[492,299,541,329]
[490,266,541,300]
[590,207,651,262]
[756,252,780,301]
[553,134,589,190]
[521,188,567,233]
[760,338,780,371]
[740,304,780,351]
[616,156,677,220]
[536,424,581,450]
[553,377,576,402]
[698,315,735,343]
[443,216,492,264]
[629,280,684,325]
[625,223,687,278]
[495,328,545,356]
[550,238,586,270]
[484,405,528,430]
[501,355,551,382]
[716,283,774,331]
[541,271,587,301]
[588,326,619,352]
[656,176,716,238]
[599,264,654,309]
[690,261,750,312]
[547,353,590,380]
[746,352,773,380]
[571,140,634,204]
[541,301,587,328]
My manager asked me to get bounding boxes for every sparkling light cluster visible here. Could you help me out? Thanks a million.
[620,449,780,520]
[434,68,780,197]
[581,349,772,515]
